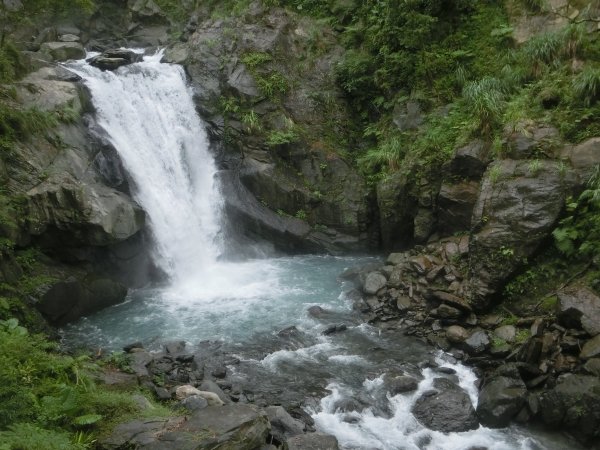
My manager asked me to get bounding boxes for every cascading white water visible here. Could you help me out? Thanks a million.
[71,52,222,285]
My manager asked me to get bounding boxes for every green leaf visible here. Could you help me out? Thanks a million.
[73,414,102,426]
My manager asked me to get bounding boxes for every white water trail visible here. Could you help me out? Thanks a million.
[69,51,288,304]
[70,51,221,286]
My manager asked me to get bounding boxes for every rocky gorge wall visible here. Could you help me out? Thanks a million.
[1,0,600,446]
[3,0,600,330]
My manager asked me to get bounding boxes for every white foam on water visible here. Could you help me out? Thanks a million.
[261,341,339,372]
[328,354,368,365]
[311,354,548,450]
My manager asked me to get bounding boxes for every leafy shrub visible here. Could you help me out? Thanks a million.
[267,129,300,146]
[241,52,272,69]
[573,66,600,107]
[256,72,288,98]
[462,77,507,134]
[553,165,600,259]
[0,423,84,450]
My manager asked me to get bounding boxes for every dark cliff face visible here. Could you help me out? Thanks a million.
[4,0,600,328]
[164,5,379,254]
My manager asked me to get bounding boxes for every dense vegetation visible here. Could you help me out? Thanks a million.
[0,318,170,450]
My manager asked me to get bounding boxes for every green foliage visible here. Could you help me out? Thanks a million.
[0,423,84,450]
[295,209,307,220]
[515,329,530,343]
[0,318,162,448]
[256,72,288,99]
[241,51,272,69]
[553,165,600,259]
[0,41,23,83]
[0,102,58,153]
[573,66,600,107]
[266,129,300,146]
[241,110,261,133]
[462,77,507,134]
[153,0,189,23]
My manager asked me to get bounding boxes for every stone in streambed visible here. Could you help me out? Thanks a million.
[88,49,143,71]
[476,368,527,428]
[265,405,304,442]
[580,334,600,359]
[363,271,387,295]
[464,330,490,355]
[431,304,462,319]
[385,374,419,395]
[287,433,340,450]
[557,286,600,337]
[411,378,479,432]
[446,325,469,344]
[181,395,208,412]
[493,325,517,343]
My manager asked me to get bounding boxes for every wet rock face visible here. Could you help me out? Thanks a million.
[476,368,527,428]
[162,9,375,253]
[538,374,600,444]
[99,405,270,450]
[468,159,572,310]
[5,65,152,322]
[411,378,479,432]
[87,49,143,71]
[557,286,600,337]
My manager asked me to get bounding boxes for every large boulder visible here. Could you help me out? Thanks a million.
[39,41,85,61]
[411,378,479,432]
[36,277,127,325]
[26,178,145,247]
[286,433,339,450]
[538,374,600,444]
[100,405,270,449]
[444,139,491,180]
[476,367,527,428]
[562,137,600,183]
[468,160,572,310]
[437,180,479,236]
[557,286,600,337]
[363,271,387,295]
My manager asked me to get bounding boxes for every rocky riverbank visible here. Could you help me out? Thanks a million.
[343,241,600,447]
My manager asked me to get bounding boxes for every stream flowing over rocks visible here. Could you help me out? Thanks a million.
[53,52,591,450]
[3,3,598,448]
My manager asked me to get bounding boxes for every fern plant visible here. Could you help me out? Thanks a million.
[553,165,600,258]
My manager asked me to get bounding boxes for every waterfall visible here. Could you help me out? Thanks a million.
[70,51,223,286]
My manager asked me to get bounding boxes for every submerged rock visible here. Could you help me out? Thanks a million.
[88,49,143,71]
[411,378,479,432]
